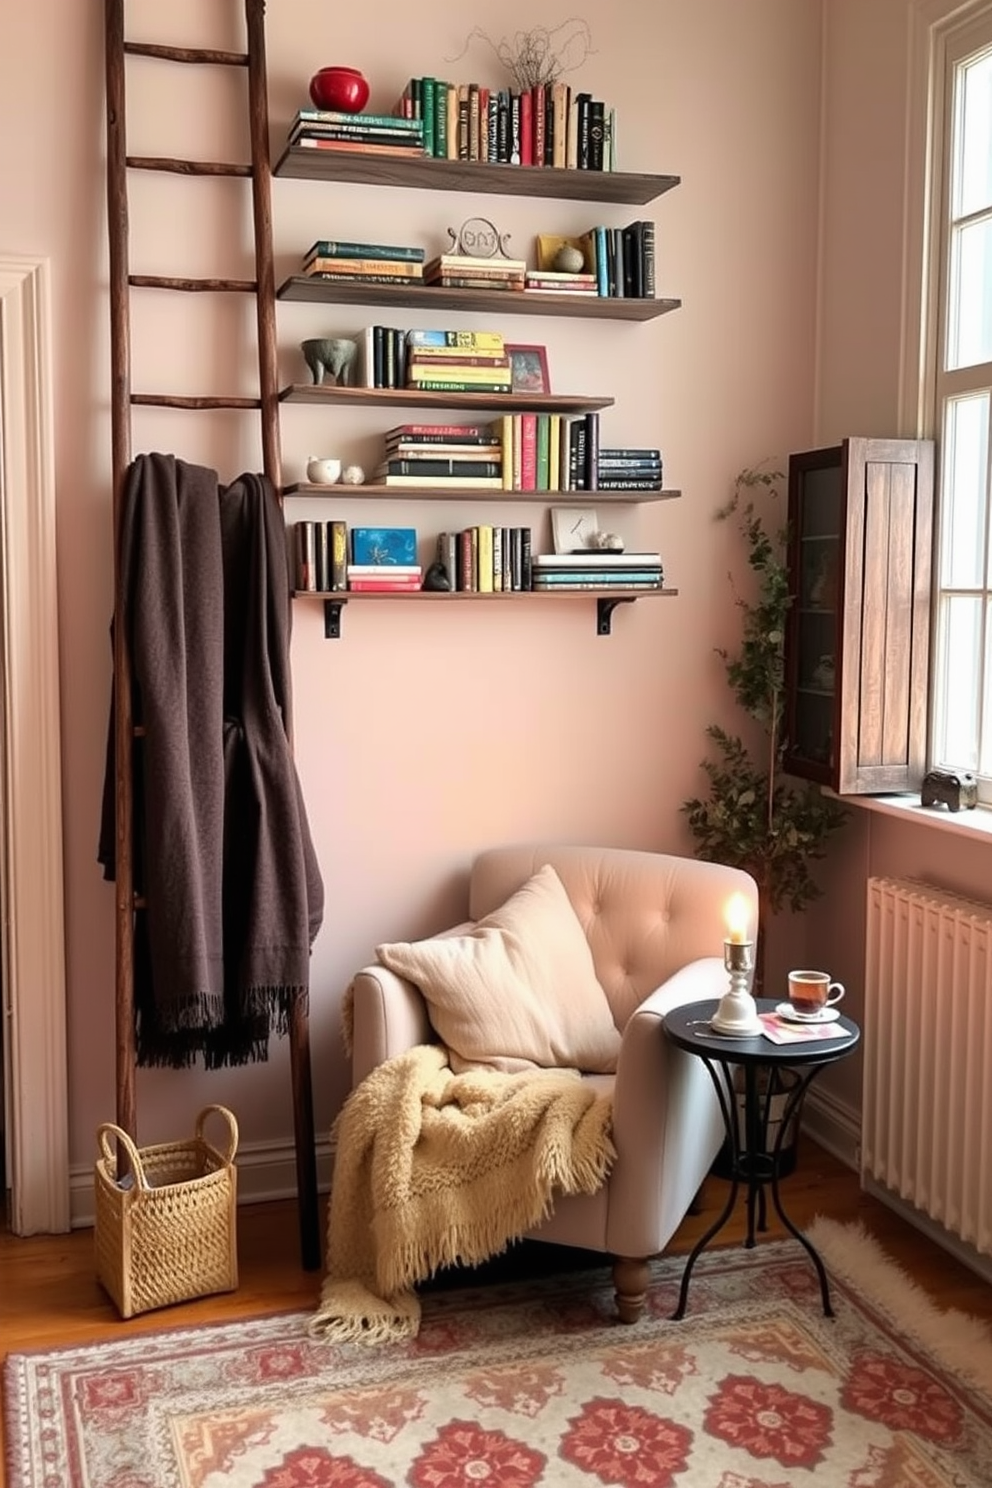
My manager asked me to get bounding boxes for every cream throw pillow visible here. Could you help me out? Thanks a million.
[375,864,621,1074]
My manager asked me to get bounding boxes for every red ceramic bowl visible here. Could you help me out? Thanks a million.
[309,67,370,114]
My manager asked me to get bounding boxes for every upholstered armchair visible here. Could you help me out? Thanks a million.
[347,842,759,1323]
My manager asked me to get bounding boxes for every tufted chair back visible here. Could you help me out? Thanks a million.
[470,842,756,1030]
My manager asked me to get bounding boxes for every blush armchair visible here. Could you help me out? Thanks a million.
[347,842,759,1322]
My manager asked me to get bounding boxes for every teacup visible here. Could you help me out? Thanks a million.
[787,969,845,1018]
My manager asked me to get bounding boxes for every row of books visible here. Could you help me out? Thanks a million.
[374,416,663,493]
[355,326,512,394]
[295,232,655,300]
[291,522,664,595]
[395,78,617,172]
[289,108,426,158]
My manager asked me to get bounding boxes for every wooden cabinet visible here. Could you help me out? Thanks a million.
[271,150,681,632]
[783,437,934,793]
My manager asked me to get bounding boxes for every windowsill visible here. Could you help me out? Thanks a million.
[832,791,992,843]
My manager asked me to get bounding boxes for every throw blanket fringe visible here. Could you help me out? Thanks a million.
[309,1044,615,1344]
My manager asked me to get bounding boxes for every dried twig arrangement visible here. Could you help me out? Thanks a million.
[445,19,595,92]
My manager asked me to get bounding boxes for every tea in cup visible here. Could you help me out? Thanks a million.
[787,969,845,1018]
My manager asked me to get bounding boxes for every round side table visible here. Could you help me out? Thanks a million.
[663,997,860,1320]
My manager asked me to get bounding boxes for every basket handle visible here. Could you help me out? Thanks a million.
[96,1123,149,1189]
[196,1104,239,1164]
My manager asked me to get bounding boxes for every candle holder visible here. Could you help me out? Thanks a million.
[710,939,762,1035]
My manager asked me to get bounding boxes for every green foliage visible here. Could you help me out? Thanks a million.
[681,467,848,918]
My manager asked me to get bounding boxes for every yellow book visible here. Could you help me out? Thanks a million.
[548,414,561,491]
[477,524,494,593]
[501,415,514,491]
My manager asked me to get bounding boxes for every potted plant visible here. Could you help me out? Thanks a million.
[681,465,848,991]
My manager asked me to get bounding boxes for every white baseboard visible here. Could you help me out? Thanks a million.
[800,1085,861,1170]
[70,1136,334,1230]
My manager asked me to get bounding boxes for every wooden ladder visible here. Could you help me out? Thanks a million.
[103,0,320,1270]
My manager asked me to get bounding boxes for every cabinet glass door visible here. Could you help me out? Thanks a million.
[785,452,843,781]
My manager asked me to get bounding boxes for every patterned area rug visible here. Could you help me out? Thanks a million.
[5,1221,992,1486]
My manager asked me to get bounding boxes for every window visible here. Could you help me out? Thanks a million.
[930,9,992,802]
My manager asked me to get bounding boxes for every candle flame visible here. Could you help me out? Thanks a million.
[725,893,750,944]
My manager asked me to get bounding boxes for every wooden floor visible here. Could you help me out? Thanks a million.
[2,1140,990,1460]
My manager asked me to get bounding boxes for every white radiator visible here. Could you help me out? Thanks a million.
[864,876,992,1259]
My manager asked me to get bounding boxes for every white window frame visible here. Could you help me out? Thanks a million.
[925,4,992,804]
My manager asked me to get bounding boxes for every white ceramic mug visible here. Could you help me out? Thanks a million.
[307,456,341,485]
[787,969,845,1017]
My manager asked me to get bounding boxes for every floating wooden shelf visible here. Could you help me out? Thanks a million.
[284,483,682,505]
[273,148,680,204]
[299,586,678,639]
[279,384,615,413]
[276,276,679,321]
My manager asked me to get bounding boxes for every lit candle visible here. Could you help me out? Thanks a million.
[725,892,751,945]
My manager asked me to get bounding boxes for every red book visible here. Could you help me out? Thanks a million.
[532,84,546,168]
[520,89,533,166]
[520,413,538,490]
[347,575,422,592]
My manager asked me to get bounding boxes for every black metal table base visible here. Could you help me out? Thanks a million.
[672,1058,834,1320]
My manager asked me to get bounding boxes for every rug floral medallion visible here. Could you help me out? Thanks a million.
[5,1238,992,1487]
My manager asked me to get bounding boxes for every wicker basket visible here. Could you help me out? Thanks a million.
[94,1104,239,1318]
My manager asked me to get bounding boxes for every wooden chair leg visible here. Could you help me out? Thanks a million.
[613,1256,650,1323]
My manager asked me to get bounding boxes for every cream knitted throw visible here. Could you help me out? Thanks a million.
[309,1043,615,1344]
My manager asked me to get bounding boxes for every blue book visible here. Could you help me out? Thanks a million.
[351,527,418,566]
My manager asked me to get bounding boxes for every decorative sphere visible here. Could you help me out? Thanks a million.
[552,244,586,274]
[309,67,370,114]
[341,464,365,485]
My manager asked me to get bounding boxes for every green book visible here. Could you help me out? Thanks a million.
[421,77,436,157]
[434,81,449,160]
[535,415,550,492]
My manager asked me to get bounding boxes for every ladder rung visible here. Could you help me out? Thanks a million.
[126,155,252,178]
[123,42,249,67]
[129,275,258,294]
[130,394,263,411]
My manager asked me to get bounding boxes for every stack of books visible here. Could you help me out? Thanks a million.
[530,551,665,591]
[405,327,512,394]
[375,422,504,489]
[423,254,526,292]
[597,447,664,491]
[301,239,425,288]
[524,269,598,296]
[289,108,426,158]
[346,564,422,592]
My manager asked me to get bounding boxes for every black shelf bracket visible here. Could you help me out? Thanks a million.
[323,599,345,638]
[597,595,636,635]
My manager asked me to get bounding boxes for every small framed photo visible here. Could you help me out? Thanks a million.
[506,343,551,395]
[552,507,600,553]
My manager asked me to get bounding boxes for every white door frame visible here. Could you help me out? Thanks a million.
[0,256,69,1233]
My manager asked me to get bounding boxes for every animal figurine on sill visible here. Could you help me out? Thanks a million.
[920,769,978,812]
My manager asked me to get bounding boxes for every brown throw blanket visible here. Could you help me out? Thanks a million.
[309,1044,615,1343]
[99,453,324,1067]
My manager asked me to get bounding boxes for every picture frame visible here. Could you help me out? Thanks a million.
[506,343,551,395]
[552,506,600,554]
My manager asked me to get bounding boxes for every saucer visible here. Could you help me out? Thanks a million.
[775,1002,841,1025]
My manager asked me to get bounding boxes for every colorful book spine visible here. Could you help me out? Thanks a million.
[296,109,423,131]
[406,329,504,349]
[380,459,501,478]
[327,520,348,592]
[304,258,423,278]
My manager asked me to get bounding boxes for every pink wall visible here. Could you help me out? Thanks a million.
[1,0,824,1178]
